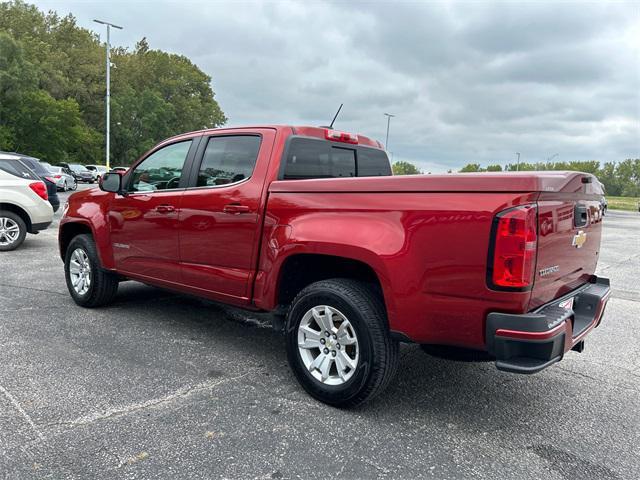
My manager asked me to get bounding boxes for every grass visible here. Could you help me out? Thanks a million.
[607,196,639,212]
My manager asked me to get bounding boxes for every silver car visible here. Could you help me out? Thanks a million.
[47,165,77,191]
[85,164,109,180]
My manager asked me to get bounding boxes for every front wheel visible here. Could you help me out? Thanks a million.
[64,234,118,307]
[286,279,399,407]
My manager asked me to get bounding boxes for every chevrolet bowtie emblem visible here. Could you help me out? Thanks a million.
[572,230,587,249]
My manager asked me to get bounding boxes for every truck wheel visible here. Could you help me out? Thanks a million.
[0,211,27,252]
[285,279,399,407]
[64,234,118,307]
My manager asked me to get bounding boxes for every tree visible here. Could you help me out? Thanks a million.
[0,0,226,165]
[459,163,483,172]
[392,161,421,175]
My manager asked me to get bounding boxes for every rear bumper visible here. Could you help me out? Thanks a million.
[486,276,611,374]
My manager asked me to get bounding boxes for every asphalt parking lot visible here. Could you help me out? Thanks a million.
[1,185,639,479]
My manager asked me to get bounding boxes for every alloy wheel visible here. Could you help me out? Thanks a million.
[69,248,92,295]
[0,217,21,247]
[297,305,359,385]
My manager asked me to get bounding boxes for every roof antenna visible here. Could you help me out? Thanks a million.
[325,103,343,129]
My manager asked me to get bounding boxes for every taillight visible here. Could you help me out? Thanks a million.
[44,176,56,183]
[29,181,48,201]
[324,129,358,144]
[488,204,537,290]
[54,175,62,179]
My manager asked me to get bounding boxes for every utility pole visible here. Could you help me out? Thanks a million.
[515,152,521,171]
[94,19,123,170]
[383,113,395,151]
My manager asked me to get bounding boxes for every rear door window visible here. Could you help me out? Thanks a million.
[282,137,390,179]
[0,159,40,180]
[195,135,261,187]
[18,157,49,177]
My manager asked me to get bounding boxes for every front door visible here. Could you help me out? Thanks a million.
[178,130,276,304]
[109,139,197,283]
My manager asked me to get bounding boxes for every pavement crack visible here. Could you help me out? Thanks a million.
[45,370,256,431]
[0,384,46,442]
[0,283,67,297]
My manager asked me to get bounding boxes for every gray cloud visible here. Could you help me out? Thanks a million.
[34,0,640,171]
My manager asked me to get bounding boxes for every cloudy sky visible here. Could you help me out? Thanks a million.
[34,0,639,172]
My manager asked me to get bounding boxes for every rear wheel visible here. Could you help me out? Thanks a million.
[286,279,398,407]
[65,234,118,307]
[0,211,27,252]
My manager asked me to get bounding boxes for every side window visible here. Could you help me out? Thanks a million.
[128,140,192,192]
[0,159,39,180]
[196,136,261,187]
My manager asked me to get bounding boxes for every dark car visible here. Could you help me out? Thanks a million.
[0,152,60,213]
[60,163,94,183]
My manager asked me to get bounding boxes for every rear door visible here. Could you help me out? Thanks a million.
[530,175,605,309]
[178,129,276,304]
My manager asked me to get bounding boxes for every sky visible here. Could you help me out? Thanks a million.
[33,0,640,172]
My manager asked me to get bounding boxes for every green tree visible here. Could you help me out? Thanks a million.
[0,1,226,165]
[392,161,421,175]
[486,164,502,171]
[459,163,483,172]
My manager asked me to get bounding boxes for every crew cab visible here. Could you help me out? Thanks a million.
[59,126,610,406]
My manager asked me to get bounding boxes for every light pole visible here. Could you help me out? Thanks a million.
[515,152,521,171]
[383,113,395,151]
[94,19,123,170]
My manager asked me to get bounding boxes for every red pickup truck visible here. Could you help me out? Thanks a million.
[59,125,610,406]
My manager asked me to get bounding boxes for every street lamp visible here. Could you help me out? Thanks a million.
[515,152,521,171]
[94,19,123,170]
[383,113,395,151]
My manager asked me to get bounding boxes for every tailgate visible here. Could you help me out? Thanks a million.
[529,174,605,310]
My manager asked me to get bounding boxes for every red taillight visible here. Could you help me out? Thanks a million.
[489,204,537,289]
[324,129,358,144]
[54,175,62,179]
[29,181,48,201]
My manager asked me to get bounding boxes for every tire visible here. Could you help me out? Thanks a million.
[63,180,68,192]
[64,234,118,307]
[285,279,399,407]
[0,210,27,252]
[71,180,77,191]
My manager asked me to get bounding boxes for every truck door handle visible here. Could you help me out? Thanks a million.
[155,204,175,214]
[223,204,250,214]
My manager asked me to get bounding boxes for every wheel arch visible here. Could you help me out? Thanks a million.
[59,220,114,270]
[0,202,32,232]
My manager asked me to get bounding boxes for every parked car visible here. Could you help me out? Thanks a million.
[85,164,108,180]
[0,158,53,251]
[0,152,59,213]
[61,163,94,183]
[47,166,77,191]
[14,155,61,213]
[59,125,610,407]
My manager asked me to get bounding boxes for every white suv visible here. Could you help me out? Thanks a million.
[0,161,53,251]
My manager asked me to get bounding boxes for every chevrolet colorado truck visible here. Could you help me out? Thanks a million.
[59,126,610,406]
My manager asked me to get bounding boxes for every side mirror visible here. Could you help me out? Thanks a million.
[100,172,122,193]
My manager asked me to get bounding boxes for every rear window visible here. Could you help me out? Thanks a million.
[282,137,391,180]
[18,157,49,176]
[0,159,40,180]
